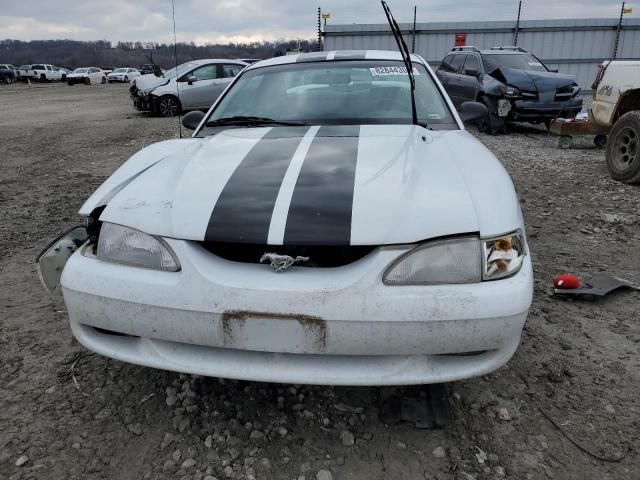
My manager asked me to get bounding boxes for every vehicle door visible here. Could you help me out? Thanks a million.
[177,64,221,110]
[436,54,455,88]
[457,54,482,102]
[89,68,101,83]
[444,54,468,106]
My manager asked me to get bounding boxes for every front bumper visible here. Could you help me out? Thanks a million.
[510,96,583,121]
[130,92,154,111]
[60,239,533,385]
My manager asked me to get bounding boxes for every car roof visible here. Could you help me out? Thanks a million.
[246,50,425,70]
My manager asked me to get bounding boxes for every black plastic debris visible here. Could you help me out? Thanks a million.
[553,273,640,298]
[380,384,452,429]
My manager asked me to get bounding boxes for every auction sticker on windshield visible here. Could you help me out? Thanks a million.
[370,66,419,76]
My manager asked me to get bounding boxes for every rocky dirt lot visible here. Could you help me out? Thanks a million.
[0,83,638,480]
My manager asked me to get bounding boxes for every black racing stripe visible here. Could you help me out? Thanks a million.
[333,50,367,60]
[296,52,329,63]
[205,126,311,243]
[284,125,360,246]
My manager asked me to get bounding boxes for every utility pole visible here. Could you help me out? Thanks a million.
[613,2,630,58]
[513,1,522,46]
[317,7,322,51]
[412,6,417,53]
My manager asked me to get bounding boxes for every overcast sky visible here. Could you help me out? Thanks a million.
[0,0,635,44]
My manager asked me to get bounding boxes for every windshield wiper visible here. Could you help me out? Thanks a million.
[206,116,307,127]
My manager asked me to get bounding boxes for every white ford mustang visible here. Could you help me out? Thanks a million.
[38,50,533,386]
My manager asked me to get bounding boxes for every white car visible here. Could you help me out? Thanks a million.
[67,67,107,85]
[30,64,64,82]
[107,68,140,83]
[129,59,246,116]
[38,50,533,386]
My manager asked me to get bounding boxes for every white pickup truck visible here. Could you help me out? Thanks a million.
[590,60,640,183]
[27,64,65,82]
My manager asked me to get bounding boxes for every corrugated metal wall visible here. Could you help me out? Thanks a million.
[324,18,640,89]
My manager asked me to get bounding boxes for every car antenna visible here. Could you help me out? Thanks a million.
[380,1,419,126]
[171,0,183,139]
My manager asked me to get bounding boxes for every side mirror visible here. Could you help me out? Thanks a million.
[464,68,480,77]
[182,110,205,130]
[187,75,197,84]
[458,101,488,124]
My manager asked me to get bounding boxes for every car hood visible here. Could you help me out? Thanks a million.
[492,67,577,93]
[97,125,523,246]
[134,73,169,91]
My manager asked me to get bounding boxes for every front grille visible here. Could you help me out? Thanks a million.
[555,85,576,102]
[199,242,377,268]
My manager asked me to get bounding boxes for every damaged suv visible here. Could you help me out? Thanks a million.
[437,46,582,133]
[38,50,532,386]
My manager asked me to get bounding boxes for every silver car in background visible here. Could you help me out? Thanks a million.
[129,59,247,117]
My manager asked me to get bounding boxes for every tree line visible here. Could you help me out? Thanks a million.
[0,39,317,68]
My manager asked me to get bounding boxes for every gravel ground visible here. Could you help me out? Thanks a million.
[1,83,639,480]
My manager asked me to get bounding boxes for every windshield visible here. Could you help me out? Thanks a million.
[482,53,548,73]
[73,68,88,73]
[112,68,126,73]
[162,62,198,80]
[204,60,455,129]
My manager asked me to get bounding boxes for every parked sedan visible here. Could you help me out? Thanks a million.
[129,59,246,116]
[107,68,140,83]
[38,50,532,386]
[67,67,107,85]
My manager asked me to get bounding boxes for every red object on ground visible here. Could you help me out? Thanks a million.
[455,33,466,47]
[553,274,581,289]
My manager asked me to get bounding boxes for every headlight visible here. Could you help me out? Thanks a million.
[97,223,180,271]
[482,232,525,280]
[383,237,482,285]
[503,86,521,98]
[383,232,526,285]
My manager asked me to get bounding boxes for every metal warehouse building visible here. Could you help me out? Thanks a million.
[323,18,640,89]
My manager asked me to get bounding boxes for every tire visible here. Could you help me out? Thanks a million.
[40,74,46,83]
[558,136,573,149]
[68,80,74,86]
[606,111,640,183]
[61,75,66,81]
[157,95,181,117]
[594,134,607,148]
[101,77,106,84]
[476,96,505,135]
[84,77,91,85]
[124,75,129,82]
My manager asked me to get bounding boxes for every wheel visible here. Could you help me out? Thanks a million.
[101,77,106,84]
[68,80,74,86]
[558,136,573,149]
[476,96,505,134]
[124,75,129,82]
[594,134,607,148]
[157,95,181,117]
[40,74,46,83]
[61,75,66,82]
[84,77,91,85]
[606,111,640,183]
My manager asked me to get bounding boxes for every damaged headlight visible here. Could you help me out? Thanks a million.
[482,231,525,280]
[97,223,180,271]
[383,232,526,285]
[503,86,521,98]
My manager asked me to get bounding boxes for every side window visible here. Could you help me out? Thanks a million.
[89,68,98,73]
[449,55,466,74]
[222,64,243,78]
[463,55,480,74]
[440,55,454,72]
[190,65,218,81]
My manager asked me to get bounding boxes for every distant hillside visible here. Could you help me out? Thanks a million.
[0,39,317,69]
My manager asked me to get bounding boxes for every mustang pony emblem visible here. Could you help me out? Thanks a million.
[260,253,309,272]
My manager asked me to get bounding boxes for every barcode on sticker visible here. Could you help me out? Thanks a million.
[370,66,419,76]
